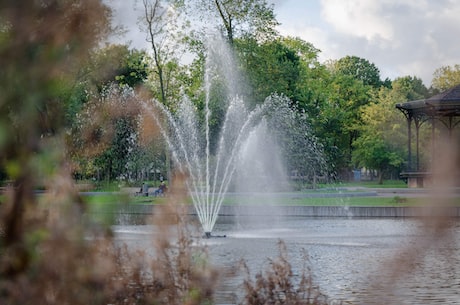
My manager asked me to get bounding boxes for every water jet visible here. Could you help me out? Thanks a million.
[142,34,318,236]
[142,35,275,236]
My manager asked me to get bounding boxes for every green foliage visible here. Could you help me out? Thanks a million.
[313,70,374,176]
[352,85,409,183]
[236,37,303,105]
[309,55,390,178]
[392,75,429,100]
[352,133,403,183]
[188,0,279,44]
[431,64,460,91]
[114,48,149,87]
[332,55,383,88]
[281,37,325,113]
[82,44,149,93]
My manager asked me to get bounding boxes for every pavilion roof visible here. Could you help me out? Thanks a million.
[396,83,460,117]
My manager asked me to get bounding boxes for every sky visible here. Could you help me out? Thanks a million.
[108,0,460,86]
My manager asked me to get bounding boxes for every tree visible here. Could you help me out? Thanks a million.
[194,0,279,44]
[391,75,429,100]
[59,44,149,135]
[310,55,389,179]
[331,55,383,88]
[432,64,460,92]
[82,44,149,92]
[352,86,407,183]
[115,48,149,88]
[139,0,185,106]
[352,134,403,184]
[236,37,303,105]
[67,45,151,181]
[279,37,329,120]
[319,71,373,178]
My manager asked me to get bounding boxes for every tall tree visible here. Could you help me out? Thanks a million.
[312,55,388,178]
[236,37,302,105]
[279,37,327,116]
[331,55,383,88]
[352,84,411,183]
[347,75,425,181]
[321,72,373,177]
[178,0,279,45]
[139,0,185,106]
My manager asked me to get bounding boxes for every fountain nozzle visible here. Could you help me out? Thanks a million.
[203,232,226,238]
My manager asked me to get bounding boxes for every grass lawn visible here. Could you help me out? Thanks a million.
[44,179,457,208]
[127,193,453,207]
[221,196,421,207]
[316,179,408,189]
[81,184,459,207]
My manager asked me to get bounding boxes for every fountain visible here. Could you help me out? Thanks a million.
[142,34,323,237]
[145,92,271,237]
[139,35,279,236]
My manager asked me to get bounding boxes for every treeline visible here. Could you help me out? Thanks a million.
[2,0,460,187]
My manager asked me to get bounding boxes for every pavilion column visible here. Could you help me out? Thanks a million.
[415,118,422,171]
[431,117,435,168]
[406,115,412,171]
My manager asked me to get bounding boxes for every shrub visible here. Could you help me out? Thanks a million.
[240,240,335,305]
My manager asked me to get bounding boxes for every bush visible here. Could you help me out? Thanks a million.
[0,178,219,305]
[240,240,334,305]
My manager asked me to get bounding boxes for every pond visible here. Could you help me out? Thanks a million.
[114,216,460,304]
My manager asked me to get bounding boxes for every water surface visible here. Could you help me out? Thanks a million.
[114,217,460,304]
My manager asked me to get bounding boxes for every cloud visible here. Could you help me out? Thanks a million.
[106,0,150,51]
[315,0,460,85]
[321,0,394,41]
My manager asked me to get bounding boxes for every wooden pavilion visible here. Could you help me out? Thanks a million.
[396,84,460,187]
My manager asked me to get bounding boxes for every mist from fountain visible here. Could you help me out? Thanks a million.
[142,34,321,236]
[139,35,273,235]
[146,95,275,234]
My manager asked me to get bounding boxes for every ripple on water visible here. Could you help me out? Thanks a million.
[208,217,460,305]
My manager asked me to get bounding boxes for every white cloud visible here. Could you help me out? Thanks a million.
[277,25,329,67]
[106,0,150,51]
[320,0,394,41]
[311,0,460,85]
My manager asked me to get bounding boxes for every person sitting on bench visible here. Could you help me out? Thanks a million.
[153,181,167,196]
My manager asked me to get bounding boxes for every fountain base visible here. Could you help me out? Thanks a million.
[203,232,226,239]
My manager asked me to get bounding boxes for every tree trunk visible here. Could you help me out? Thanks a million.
[378,170,383,185]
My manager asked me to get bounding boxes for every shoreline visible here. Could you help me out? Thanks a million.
[90,204,460,218]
